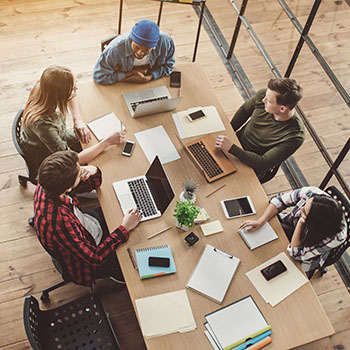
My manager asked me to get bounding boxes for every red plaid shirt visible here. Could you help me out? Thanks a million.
[34,170,129,286]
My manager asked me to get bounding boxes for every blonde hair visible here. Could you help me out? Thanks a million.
[22,66,74,125]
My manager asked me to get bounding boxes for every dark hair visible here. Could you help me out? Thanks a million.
[267,78,303,109]
[38,150,79,197]
[302,194,344,247]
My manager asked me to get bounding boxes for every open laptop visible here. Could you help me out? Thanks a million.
[123,86,182,118]
[178,134,237,183]
[112,156,175,221]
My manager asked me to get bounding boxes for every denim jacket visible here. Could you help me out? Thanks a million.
[93,32,175,85]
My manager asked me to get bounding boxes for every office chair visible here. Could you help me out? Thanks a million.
[12,109,37,188]
[23,293,120,350]
[101,34,118,52]
[316,185,350,276]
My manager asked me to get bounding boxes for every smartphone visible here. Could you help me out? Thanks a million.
[122,140,135,157]
[187,109,206,122]
[260,260,287,281]
[148,256,170,267]
[170,71,181,88]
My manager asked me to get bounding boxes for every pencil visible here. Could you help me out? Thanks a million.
[205,184,226,198]
[147,226,172,240]
[127,248,137,269]
[120,121,123,131]
[178,88,181,97]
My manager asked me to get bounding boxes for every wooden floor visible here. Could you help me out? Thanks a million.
[1,0,350,349]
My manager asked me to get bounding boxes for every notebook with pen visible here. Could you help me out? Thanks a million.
[186,244,240,303]
[134,244,176,279]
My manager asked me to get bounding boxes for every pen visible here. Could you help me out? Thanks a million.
[127,248,137,269]
[120,121,123,132]
[178,87,181,97]
[205,184,226,198]
[147,226,172,240]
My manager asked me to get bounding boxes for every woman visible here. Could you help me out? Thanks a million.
[239,187,347,278]
[20,66,124,177]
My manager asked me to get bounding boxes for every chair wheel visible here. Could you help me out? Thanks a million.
[320,267,328,276]
[28,217,35,227]
[18,175,28,188]
[40,292,49,302]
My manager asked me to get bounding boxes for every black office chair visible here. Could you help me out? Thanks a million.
[101,34,118,52]
[316,185,350,276]
[23,293,120,350]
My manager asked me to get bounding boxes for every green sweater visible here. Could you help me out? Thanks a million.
[229,89,305,172]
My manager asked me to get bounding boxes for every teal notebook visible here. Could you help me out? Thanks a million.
[135,244,176,279]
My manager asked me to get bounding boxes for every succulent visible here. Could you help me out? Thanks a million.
[173,200,200,228]
[182,178,200,200]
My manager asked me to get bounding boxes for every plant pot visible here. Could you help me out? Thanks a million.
[179,191,196,203]
[175,220,189,231]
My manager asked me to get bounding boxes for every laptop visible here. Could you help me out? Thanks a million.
[178,134,237,183]
[123,85,182,118]
[112,156,175,221]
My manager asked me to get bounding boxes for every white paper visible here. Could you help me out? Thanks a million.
[88,112,125,141]
[238,222,278,250]
[246,252,308,307]
[135,125,180,164]
[135,289,196,338]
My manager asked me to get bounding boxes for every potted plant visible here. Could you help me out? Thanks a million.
[179,178,200,203]
[173,200,200,231]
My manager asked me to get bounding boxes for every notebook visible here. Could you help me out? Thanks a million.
[177,134,236,183]
[123,85,182,118]
[112,156,175,222]
[200,220,223,236]
[237,222,278,250]
[186,244,240,303]
[135,289,196,338]
[134,244,176,279]
[205,295,271,350]
[87,112,125,141]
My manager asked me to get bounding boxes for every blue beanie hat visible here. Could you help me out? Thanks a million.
[130,20,160,48]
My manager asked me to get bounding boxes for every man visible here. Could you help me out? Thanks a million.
[34,150,141,286]
[215,78,305,182]
[93,19,175,84]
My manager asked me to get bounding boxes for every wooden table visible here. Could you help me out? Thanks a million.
[77,63,333,350]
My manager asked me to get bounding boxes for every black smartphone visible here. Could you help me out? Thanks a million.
[122,140,135,157]
[170,71,181,88]
[260,260,287,281]
[187,109,206,122]
[148,256,170,267]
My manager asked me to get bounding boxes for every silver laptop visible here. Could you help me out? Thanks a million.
[123,85,182,118]
[112,156,175,221]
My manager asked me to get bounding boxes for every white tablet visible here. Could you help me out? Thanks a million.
[220,196,256,219]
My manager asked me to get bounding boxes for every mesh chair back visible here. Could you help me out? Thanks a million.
[23,296,43,350]
[323,186,350,267]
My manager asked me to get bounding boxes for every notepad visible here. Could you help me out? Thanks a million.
[134,244,176,279]
[87,112,125,141]
[205,295,271,350]
[186,244,240,303]
[237,222,278,250]
[135,289,196,338]
[200,220,223,236]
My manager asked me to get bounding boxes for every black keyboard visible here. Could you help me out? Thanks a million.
[188,141,224,178]
[128,178,157,218]
[131,96,169,112]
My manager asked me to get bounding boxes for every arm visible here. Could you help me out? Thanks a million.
[67,95,91,144]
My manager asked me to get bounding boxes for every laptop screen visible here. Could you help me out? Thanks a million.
[146,156,175,214]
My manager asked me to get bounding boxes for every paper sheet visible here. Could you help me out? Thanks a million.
[172,106,225,139]
[246,252,308,307]
[135,289,196,338]
[87,112,125,141]
[134,125,180,164]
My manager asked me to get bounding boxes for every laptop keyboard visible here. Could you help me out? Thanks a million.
[128,178,158,218]
[131,96,169,112]
[188,141,224,178]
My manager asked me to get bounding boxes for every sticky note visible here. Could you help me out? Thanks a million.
[200,220,223,236]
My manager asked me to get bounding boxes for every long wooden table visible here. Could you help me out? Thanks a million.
[77,63,333,350]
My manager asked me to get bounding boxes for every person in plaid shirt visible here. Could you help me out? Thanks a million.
[239,187,347,278]
[34,150,141,286]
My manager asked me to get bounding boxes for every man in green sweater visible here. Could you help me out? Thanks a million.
[215,78,305,183]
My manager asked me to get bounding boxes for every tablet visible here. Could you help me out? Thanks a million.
[220,196,256,219]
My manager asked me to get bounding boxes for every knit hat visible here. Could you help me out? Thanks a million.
[130,20,160,48]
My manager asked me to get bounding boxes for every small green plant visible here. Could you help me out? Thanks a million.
[173,200,200,228]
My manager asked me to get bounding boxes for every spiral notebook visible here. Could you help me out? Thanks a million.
[135,244,176,279]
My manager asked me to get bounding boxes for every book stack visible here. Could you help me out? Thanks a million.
[204,295,272,350]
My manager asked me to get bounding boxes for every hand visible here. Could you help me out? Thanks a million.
[122,208,142,231]
[80,165,98,180]
[74,119,91,144]
[215,135,233,152]
[133,66,149,75]
[238,219,264,232]
[105,131,125,146]
[124,70,152,83]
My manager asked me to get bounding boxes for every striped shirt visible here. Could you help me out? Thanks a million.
[270,187,347,278]
[34,170,129,286]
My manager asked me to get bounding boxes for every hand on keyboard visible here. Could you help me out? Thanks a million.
[122,208,142,232]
